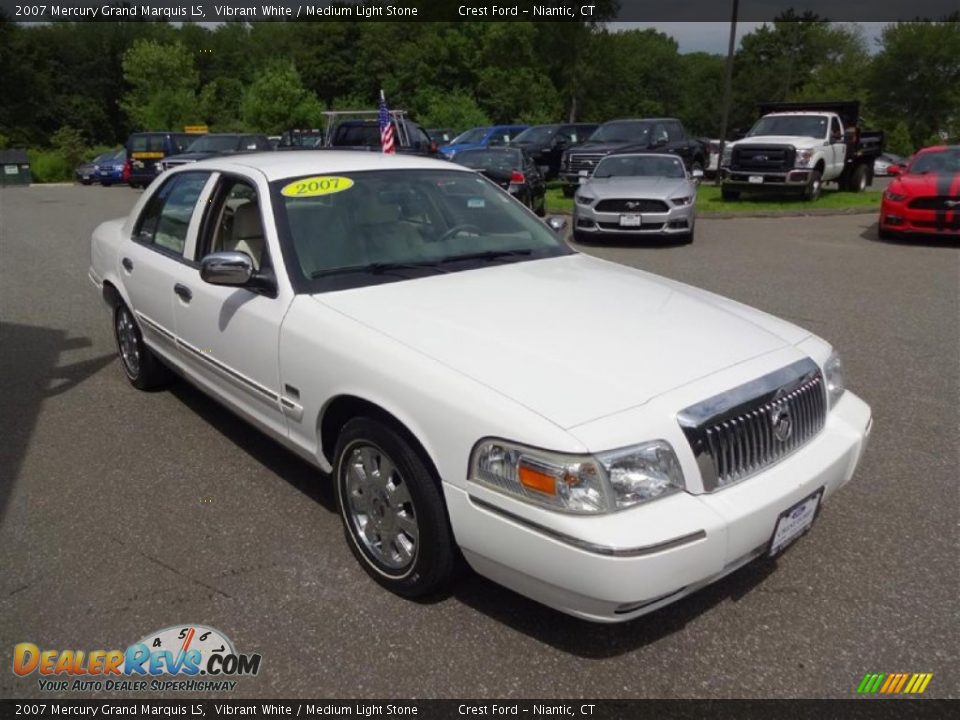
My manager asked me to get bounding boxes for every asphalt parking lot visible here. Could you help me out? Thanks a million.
[1,184,957,699]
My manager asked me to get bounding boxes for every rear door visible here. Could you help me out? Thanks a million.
[828,116,846,177]
[120,171,212,368]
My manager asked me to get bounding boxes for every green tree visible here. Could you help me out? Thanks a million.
[241,61,322,133]
[198,77,245,131]
[50,126,88,169]
[884,122,914,156]
[415,88,490,130]
[120,40,200,130]
[868,18,960,146]
[676,52,726,137]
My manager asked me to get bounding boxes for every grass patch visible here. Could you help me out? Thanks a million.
[546,183,882,216]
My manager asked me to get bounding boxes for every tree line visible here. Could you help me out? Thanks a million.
[1,15,958,162]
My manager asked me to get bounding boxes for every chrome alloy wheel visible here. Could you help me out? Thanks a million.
[342,442,419,572]
[115,306,141,378]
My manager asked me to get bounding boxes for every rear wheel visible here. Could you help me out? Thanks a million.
[845,164,868,193]
[334,417,459,598]
[114,303,169,390]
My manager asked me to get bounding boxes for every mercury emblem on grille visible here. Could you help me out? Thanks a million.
[771,406,793,442]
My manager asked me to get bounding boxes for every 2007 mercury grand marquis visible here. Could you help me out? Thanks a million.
[89,151,872,622]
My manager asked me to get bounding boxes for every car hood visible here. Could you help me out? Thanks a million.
[890,172,960,197]
[733,136,818,148]
[568,141,652,155]
[313,253,809,428]
[583,176,692,199]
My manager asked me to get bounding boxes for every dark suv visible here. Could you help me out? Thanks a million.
[510,123,598,180]
[559,118,706,196]
[125,131,200,188]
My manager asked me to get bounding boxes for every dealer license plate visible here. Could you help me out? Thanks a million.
[620,214,642,227]
[749,175,764,184]
[768,487,823,557]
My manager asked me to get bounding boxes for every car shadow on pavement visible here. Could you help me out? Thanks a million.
[454,555,779,658]
[168,381,337,513]
[0,322,115,521]
[861,221,960,248]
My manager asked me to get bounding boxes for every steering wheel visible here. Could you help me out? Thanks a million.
[437,224,483,244]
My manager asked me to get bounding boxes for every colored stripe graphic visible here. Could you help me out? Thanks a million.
[857,672,933,694]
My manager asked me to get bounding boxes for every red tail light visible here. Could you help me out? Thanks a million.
[510,171,525,184]
[122,159,131,182]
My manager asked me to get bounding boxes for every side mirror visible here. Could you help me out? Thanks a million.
[887,164,901,176]
[200,251,254,286]
[546,216,568,234]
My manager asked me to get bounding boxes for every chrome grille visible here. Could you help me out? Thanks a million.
[567,153,606,174]
[677,358,826,492]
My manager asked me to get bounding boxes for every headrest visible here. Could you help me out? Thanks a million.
[233,202,263,240]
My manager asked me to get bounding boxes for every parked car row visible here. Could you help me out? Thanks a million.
[74,148,126,186]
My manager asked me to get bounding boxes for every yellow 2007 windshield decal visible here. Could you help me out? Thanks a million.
[281,176,354,198]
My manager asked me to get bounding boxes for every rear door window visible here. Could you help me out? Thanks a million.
[134,172,212,256]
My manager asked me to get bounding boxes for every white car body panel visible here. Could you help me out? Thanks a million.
[89,151,872,622]
[726,113,847,182]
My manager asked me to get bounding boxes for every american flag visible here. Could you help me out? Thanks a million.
[378,90,396,154]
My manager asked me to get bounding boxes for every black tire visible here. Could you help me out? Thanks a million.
[846,164,868,193]
[113,302,169,390]
[721,186,740,201]
[573,229,591,244]
[804,170,823,201]
[534,195,546,217]
[678,227,694,244]
[334,417,459,598]
[561,185,575,198]
[80,180,92,186]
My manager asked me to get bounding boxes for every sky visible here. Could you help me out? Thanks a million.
[619,22,889,54]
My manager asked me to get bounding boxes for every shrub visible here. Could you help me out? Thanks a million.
[28,150,72,183]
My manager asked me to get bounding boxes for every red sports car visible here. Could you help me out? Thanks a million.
[879,145,960,239]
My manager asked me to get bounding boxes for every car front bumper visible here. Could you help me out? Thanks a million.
[880,200,960,236]
[447,390,871,622]
[721,168,813,190]
[574,201,695,237]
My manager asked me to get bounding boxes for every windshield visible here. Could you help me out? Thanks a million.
[454,149,523,171]
[594,155,686,179]
[748,115,828,139]
[272,169,570,292]
[512,126,557,144]
[186,135,240,153]
[587,121,651,144]
[450,127,488,145]
[908,148,960,175]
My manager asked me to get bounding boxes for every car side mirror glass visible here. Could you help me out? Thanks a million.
[546,216,568,234]
[200,251,254,287]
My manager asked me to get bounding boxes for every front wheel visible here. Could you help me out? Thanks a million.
[114,303,169,390]
[561,185,576,198]
[721,186,740,201]
[334,417,459,598]
[804,170,823,201]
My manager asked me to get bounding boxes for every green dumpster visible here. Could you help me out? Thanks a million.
[0,149,32,187]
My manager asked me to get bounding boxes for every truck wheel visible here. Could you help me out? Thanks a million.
[804,171,823,202]
[846,164,868,193]
[721,186,740,201]
[561,185,576,198]
[334,417,459,598]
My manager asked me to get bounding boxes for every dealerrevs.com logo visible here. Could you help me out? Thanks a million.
[13,625,261,692]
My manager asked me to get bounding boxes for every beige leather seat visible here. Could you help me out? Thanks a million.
[228,202,265,270]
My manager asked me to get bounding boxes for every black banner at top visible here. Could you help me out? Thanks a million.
[2,0,959,23]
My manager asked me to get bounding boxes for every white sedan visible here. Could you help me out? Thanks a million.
[89,152,872,622]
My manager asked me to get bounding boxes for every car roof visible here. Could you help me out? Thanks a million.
[192,150,460,181]
[764,111,832,116]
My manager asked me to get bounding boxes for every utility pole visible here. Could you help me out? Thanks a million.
[716,0,739,185]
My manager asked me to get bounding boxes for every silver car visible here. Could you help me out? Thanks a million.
[573,153,700,243]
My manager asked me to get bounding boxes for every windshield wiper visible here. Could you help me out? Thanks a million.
[437,249,533,265]
[310,260,451,279]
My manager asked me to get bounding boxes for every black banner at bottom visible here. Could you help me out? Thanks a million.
[0,699,955,719]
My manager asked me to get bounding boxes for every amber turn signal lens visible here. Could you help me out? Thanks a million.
[518,464,557,495]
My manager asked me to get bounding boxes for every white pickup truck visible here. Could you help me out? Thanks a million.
[721,101,884,201]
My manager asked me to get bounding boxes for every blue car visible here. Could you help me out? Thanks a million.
[439,125,529,159]
[96,148,126,186]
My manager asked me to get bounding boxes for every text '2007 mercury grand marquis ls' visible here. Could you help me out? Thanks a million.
[89,151,872,622]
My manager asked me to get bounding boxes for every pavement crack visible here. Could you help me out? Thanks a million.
[7,583,30,597]
[132,547,233,599]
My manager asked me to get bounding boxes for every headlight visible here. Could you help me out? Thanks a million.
[884,189,906,201]
[575,193,594,205]
[796,148,815,167]
[671,195,693,206]
[470,439,684,514]
[824,351,845,409]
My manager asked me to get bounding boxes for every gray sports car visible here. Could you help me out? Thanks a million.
[573,153,700,243]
